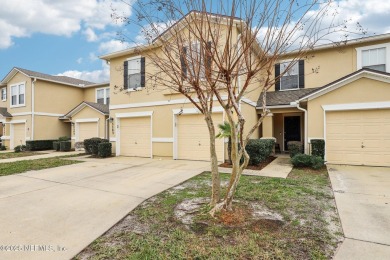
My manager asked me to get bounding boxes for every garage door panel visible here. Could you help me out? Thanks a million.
[78,122,98,142]
[13,123,26,148]
[120,117,151,157]
[326,109,390,167]
[177,114,224,161]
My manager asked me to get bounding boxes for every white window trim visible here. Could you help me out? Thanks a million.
[1,88,6,101]
[356,43,390,73]
[115,111,153,158]
[10,82,26,108]
[126,55,142,92]
[278,59,300,91]
[96,87,110,104]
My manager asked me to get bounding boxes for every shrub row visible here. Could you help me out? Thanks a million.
[245,138,275,165]
[14,145,26,153]
[84,138,111,157]
[26,140,57,151]
[291,154,324,169]
[287,141,303,158]
[311,139,325,159]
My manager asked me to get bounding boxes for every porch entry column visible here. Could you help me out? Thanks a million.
[262,113,273,137]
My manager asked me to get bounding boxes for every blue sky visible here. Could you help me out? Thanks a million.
[1,0,390,83]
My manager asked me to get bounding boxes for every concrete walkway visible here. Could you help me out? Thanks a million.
[0,150,81,163]
[218,155,292,178]
[328,165,390,260]
[0,156,209,260]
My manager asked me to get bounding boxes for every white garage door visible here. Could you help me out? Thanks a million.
[177,113,224,161]
[78,122,98,142]
[12,123,26,149]
[326,109,390,166]
[119,117,151,157]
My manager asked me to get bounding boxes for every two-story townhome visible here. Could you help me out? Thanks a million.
[100,11,390,167]
[259,34,390,167]
[0,67,109,149]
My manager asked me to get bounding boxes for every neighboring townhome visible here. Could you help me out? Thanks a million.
[0,67,109,150]
[259,34,390,167]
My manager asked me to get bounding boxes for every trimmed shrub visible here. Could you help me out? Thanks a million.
[14,145,26,153]
[26,140,57,151]
[98,142,112,158]
[84,138,108,155]
[58,136,70,141]
[53,141,59,151]
[291,154,324,169]
[75,142,84,151]
[245,139,275,165]
[311,139,325,159]
[287,141,303,158]
[0,145,6,151]
[60,141,71,152]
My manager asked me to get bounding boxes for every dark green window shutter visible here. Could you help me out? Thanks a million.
[180,46,187,78]
[275,63,280,91]
[141,57,145,88]
[123,61,128,89]
[206,41,212,75]
[299,60,305,88]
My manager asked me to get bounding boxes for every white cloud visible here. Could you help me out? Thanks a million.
[76,58,83,64]
[89,52,98,61]
[83,28,98,42]
[99,39,129,54]
[0,0,132,49]
[58,62,110,83]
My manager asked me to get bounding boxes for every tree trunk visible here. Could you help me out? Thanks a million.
[204,113,220,206]
[227,137,232,164]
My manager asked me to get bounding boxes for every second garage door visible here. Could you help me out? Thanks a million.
[119,117,151,157]
[177,113,224,161]
[78,122,98,142]
[326,109,390,166]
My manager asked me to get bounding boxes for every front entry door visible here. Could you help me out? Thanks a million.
[284,116,301,150]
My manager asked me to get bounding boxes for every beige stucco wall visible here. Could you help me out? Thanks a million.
[307,77,390,139]
[34,115,70,140]
[35,80,84,114]
[7,73,32,114]
[72,106,107,140]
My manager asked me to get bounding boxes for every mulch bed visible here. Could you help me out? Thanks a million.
[219,156,276,171]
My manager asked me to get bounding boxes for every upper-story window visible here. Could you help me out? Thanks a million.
[10,83,25,107]
[1,88,6,101]
[123,56,145,90]
[275,60,304,91]
[181,41,212,79]
[96,87,110,105]
[356,43,390,73]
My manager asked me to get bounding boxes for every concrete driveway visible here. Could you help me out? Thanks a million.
[0,156,209,260]
[328,165,390,259]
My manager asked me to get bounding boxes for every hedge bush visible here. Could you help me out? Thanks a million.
[53,141,59,151]
[0,145,6,151]
[60,141,71,152]
[84,138,108,155]
[26,140,57,151]
[291,154,324,170]
[311,139,325,159]
[98,142,112,158]
[58,136,70,141]
[287,141,303,158]
[14,145,26,153]
[245,139,275,165]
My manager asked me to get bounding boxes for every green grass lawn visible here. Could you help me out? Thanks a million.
[0,151,44,159]
[76,168,343,260]
[0,157,83,176]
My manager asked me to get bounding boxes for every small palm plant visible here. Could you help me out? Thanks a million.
[216,121,232,164]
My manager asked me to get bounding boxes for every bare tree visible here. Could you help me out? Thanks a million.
[113,0,364,214]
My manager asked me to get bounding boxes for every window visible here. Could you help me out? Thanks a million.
[96,87,110,105]
[10,83,25,107]
[181,41,211,79]
[123,57,145,90]
[356,43,390,73]
[275,60,304,91]
[1,88,6,101]
[362,47,386,72]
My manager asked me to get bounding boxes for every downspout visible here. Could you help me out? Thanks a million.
[105,117,110,140]
[291,101,308,154]
[31,78,37,140]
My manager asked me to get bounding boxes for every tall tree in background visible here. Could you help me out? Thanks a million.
[113,0,365,214]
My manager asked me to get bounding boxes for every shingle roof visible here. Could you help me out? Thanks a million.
[14,67,96,86]
[84,102,109,114]
[257,88,321,107]
[0,107,12,117]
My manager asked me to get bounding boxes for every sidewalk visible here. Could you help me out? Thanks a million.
[218,154,292,179]
[0,150,82,163]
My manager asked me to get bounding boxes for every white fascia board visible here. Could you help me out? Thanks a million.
[152,137,174,143]
[75,118,99,123]
[116,111,153,118]
[173,106,224,115]
[322,101,390,111]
